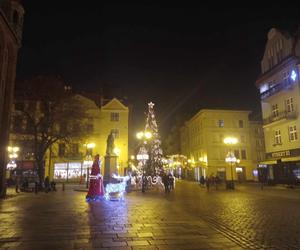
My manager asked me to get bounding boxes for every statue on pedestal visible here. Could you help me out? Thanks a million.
[106,131,115,156]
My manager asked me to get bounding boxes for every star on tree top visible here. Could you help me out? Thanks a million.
[148,102,155,109]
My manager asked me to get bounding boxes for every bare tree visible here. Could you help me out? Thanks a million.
[13,75,88,182]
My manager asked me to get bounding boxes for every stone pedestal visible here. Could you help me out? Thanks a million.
[104,155,117,186]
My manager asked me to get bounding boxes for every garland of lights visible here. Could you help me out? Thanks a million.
[104,174,130,201]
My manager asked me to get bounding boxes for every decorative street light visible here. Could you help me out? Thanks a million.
[7,146,19,170]
[85,142,95,188]
[224,137,238,190]
[136,130,152,192]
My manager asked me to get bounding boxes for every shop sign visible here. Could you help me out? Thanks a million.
[266,148,300,159]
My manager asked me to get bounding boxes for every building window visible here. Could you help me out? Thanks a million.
[256,139,260,147]
[275,130,282,145]
[87,124,93,133]
[286,97,294,113]
[71,143,79,156]
[219,134,224,143]
[272,104,279,117]
[241,149,247,160]
[86,148,93,156]
[240,135,245,143]
[234,150,240,159]
[289,125,298,142]
[218,119,224,128]
[239,120,244,128]
[111,112,119,122]
[58,143,65,157]
[111,128,119,138]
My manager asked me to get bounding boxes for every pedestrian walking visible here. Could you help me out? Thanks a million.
[162,172,170,193]
[206,176,210,191]
[200,175,205,187]
[142,174,147,193]
[50,181,56,191]
[44,176,50,193]
[168,172,174,191]
[34,181,39,194]
[15,175,20,193]
[215,175,220,190]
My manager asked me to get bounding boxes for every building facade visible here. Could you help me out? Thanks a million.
[9,93,129,183]
[0,0,24,197]
[44,96,129,182]
[256,28,300,184]
[180,109,265,182]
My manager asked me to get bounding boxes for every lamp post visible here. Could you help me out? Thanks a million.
[224,137,238,190]
[85,143,95,188]
[136,131,152,192]
[7,146,19,170]
[7,146,19,182]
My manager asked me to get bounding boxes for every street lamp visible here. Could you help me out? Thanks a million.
[224,137,238,190]
[85,142,95,188]
[7,146,19,170]
[136,130,152,192]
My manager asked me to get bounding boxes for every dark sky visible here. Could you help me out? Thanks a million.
[17,2,300,138]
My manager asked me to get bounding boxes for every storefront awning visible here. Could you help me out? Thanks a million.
[281,156,300,162]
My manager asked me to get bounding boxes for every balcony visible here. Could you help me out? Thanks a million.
[260,79,295,100]
[263,110,297,126]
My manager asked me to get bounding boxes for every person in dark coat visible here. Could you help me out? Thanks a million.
[162,172,170,193]
[200,176,205,187]
[44,176,50,193]
[168,172,174,191]
[206,176,210,191]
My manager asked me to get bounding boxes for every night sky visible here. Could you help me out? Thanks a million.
[17,2,300,138]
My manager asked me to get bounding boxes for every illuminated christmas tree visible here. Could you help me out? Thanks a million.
[145,102,164,175]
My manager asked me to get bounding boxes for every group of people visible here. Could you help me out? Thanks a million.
[14,175,56,194]
[162,171,175,193]
[199,174,221,190]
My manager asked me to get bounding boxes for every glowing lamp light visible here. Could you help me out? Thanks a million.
[137,154,149,160]
[136,131,144,140]
[7,146,19,153]
[291,70,297,82]
[7,162,17,170]
[224,137,238,145]
[113,147,121,156]
[87,143,95,149]
[144,131,152,139]
[130,155,135,160]
[9,153,18,159]
[225,155,237,163]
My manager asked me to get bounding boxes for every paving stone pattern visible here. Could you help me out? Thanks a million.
[1,181,300,249]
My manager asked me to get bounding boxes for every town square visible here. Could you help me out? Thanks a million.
[1,2,300,249]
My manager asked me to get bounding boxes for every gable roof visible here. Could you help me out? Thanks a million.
[101,98,128,111]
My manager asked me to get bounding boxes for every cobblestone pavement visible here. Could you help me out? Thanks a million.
[1,181,300,249]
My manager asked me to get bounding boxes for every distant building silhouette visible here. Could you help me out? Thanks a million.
[0,0,24,198]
